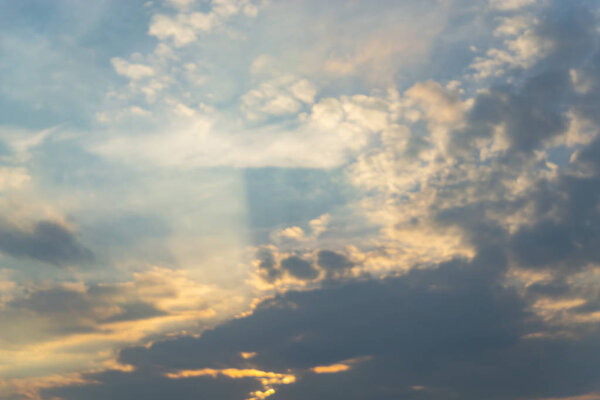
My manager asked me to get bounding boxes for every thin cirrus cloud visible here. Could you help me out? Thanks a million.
[1,0,600,400]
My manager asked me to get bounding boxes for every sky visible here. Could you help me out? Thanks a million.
[1,0,600,399]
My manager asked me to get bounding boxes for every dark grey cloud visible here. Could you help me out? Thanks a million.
[503,169,600,272]
[42,174,600,396]
[576,136,600,171]
[426,2,600,276]
[455,71,569,154]
[3,283,165,340]
[0,220,93,266]
[44,369,260,400]
[43,254,600,400]
[256,247,281,282]
[434,141,600,328]
[526,279,571,297]
[257,250,321,282]
[316,250,353,271]
[280,256,319,280]
[450,2,599,157]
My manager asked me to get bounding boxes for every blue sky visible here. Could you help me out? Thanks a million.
[1,0,600,399]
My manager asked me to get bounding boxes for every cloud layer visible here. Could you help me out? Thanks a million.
[1,0,600,399]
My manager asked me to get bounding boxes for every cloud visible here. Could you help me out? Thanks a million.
[0,221,93,267]
[453,70,569,154]
[470,12,553,80]
[255,248,281,283]
[241,76,316,121]
[166,0,195,11]
[254,250,320,285]
[316,250,353,273]
[43,254,600,400]
[343,1,600,282]
[148,0,259,47]
[0,167,30,190]
[280,256,319,281]
[43,369,261,400]
[3,283,165,340]
[489,0,536,11]
[91,90,396,169]
[149,13,214,47]
[0,265,248,399]
[111,58,155,80]
[88,0,458,170]
[320,2,447,85]
[4,1,600,399]
[165,367,295,399]
[0,126,54,163]
[0,264,223,346]
[310,363,350,374]
[404,80,465,125]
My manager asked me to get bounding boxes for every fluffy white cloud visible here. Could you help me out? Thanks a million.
[241,76,317,120]
[148,0,259,47]
[92,90,397,169]
[149,13,214,46]
[111,58,155,80]
[470,14,553,80]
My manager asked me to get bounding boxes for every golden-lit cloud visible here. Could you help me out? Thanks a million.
[166,367,295,385]
[240,352,257,359]
[310,363,350,374]
[166,367,295,400]
[248,387,276,400]
[310,356,371,375]
[0,373,92,400]
[0,266,251,398]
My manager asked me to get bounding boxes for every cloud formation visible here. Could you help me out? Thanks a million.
[0,221,93,267]
[2,0,600,399]
[43,256,600,400]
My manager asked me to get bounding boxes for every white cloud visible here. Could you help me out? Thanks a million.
[111,58,155,80]
[148,13,211,47]
[0,167,30,190]
[490,0,536,11]
[289,79,317,104]
[167,0,195,10]
[0,126,55,163]
[148,0,259,47]
[469,14,552,80]
[241,76,317,120]
[403,80,464,125]
[173,103,197,117]
[92,90,396,169]
[570,69,596,95]
[129,106,151,117]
